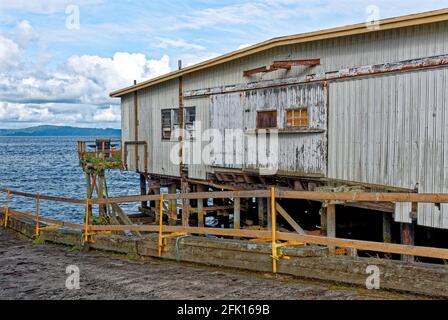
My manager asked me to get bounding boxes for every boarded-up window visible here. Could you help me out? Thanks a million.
[286,108,308,128]
[257,111,277,129]
[162,109,172,140]
[162,107,196,140]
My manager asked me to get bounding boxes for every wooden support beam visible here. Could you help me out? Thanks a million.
[140,174,148,209]
[154,188,160,224]
[320,206,327,236]
[272,59,321,69]
[234,198,241,230]
[243,66,268,77]
[401,222,415,262]
[258,198,266,226]
[84,224,448,261]
[327,204,336,253]
[383,213,392,243]
[275,203,305,235]
[169,184,177,226]
[197,184,205,228]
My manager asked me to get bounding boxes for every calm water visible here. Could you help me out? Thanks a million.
[0,137,141,223]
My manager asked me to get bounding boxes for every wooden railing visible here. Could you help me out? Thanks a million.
[1,188,448,273]
[77,139,122,162]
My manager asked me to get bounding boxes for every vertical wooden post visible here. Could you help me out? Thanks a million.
[327,204,336,254]
[158,193,164,257]
[169,184,177,226]
[320,205,328,236]
[267,198,272,231]
[257,198,265,227]
[181,181,190,227]
[140,174,148,209]
[383,213,392,259]
[234,197,241,230]
[84,199,90,243]
[197,184,205,227]
[270,188,277,274]
[154,188,161,224]
[401,222,415,262]
[133,80,139,170]
[35,194,40,239]
[3,190,10,227]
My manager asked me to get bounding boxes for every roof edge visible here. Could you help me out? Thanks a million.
[110,8,448,98]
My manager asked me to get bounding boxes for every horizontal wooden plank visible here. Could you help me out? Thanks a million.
[4,205,448,260]
[1,208,84,230]
[276,232,448,260]
[0,189,85,204]
[87,224,448,260]
[278,190,448,203]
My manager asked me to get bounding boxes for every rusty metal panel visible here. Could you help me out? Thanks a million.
[329,67,448,229]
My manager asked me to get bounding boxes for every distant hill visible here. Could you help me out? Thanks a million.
[0,125,121,137]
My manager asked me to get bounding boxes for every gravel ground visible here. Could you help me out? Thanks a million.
[0,228,429,300]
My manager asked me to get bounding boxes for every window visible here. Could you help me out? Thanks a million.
[286,108,308,128]
[184,107,196,140]
[162,109,172,140]
[256,111,277,129]
[161,107,196,140]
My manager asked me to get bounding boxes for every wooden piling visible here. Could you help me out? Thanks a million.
[327,204,336,253]
[197,184,206,227]
[234,197,241,230]
[401,222,415,262]
[169,184,177,226]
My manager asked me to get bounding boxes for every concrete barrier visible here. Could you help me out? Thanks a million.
[3,214,448,298]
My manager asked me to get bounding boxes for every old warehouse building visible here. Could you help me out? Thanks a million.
[111,9,448,251]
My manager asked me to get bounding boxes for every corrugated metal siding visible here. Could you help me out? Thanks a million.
[329,68,448,229]
[185,97,210,180]
[133,80,180,177]
[210,83,327,175]
[184,22,448,92]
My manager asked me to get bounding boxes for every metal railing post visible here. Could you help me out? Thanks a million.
[158,193,164,257]
[271,187,277,274]
[35,194,40,239]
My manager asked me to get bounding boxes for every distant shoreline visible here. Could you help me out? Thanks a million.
[0,125,121,137]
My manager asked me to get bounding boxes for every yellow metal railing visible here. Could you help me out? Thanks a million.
[3,188,448,273]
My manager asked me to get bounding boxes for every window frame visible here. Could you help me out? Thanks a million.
[285,108,309,129]
[161,107,196,141]
[256,110,278,129]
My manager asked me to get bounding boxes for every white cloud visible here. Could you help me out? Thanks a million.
[0,52,171,105]
[15,20,38,47]
[0,36,20,71]
[0,0,103,14]
[93,105,121,122]
[156,38,206,51]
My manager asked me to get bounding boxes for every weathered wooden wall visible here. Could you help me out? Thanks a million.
[209,83,327,176]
